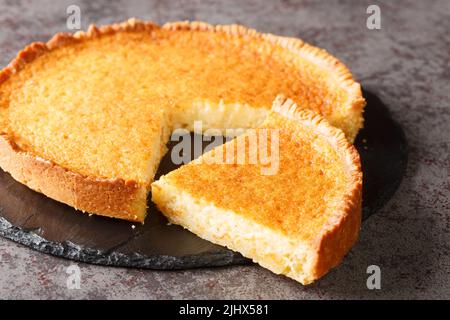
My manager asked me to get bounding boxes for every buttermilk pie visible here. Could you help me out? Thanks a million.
[0,19,365,223]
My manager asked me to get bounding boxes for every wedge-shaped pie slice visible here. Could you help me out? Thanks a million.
[152,96,362,284]
[0,19,364,221]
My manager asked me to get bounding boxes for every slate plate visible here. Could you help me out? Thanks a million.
[0,90,407,269]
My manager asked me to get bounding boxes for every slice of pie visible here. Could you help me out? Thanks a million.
[0,19,365,221]
[152,96,362,284]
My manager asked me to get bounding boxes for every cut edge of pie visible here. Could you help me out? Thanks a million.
[0,19,365,222]
[151,95,362,284]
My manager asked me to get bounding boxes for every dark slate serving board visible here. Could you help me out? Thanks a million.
[0,90,407,269]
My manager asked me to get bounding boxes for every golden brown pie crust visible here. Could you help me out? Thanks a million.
[271,95,362,280]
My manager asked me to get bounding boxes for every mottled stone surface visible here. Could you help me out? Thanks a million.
[0,0,448,299]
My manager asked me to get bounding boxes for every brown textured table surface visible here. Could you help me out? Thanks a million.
[0,0,448,299]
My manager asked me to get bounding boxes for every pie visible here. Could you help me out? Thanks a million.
[152,95,362,284]
[0,19,365,222]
